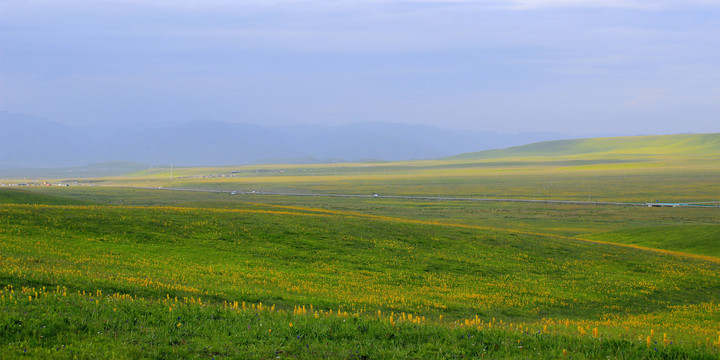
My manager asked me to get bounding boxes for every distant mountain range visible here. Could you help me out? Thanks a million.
[1,111,589,169]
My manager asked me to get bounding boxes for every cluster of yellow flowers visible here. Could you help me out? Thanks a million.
[2,201,719,355]
[2,283,720,353]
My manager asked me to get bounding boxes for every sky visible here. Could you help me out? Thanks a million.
[0,0,718,135]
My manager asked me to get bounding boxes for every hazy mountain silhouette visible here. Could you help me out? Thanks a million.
[1,111,574,168]
[0,112,90,168]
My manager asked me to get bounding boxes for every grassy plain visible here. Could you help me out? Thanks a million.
[91,159,720,204]
[1,187,719,359]
[20,186,720,259]
[65,133,719,203]
[1,134,719,358]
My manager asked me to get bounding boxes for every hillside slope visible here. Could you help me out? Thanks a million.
[1,196,719,358]
[450,133,720,160]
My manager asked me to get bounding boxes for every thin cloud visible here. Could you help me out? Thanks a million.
[4,0,718,10]
[1,0,717,134]
[625,89,671,108]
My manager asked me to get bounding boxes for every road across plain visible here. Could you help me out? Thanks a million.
[123,186,700,207]
[110,186,720,208]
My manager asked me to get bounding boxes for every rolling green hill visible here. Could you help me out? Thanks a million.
[450,133,720,160]
[1,195,719,358]
[0,188,93,206]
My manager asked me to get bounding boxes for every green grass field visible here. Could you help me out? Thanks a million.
[62,133,719,204]
[1,187,719,359]
[1,133,719,359]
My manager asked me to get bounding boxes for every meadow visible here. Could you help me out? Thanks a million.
[1,187,719,359]
[1,134,719,359]
[91,135,720,203]
[98,160,720,204]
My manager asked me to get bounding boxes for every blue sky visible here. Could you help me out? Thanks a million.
[0,0,718,135]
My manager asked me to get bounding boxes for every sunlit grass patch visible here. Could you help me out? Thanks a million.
[1,200,719,358]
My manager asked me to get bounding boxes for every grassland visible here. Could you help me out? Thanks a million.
[1,133,719,359]
[451,133,720,159]
[61,134,720,204]
[1,187,719,359]
[19,186,720,259]
[95,159,720,204]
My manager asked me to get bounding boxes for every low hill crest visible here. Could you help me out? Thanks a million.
[450,133,720,160]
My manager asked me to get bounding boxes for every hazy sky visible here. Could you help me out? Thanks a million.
[1,0,718,135]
